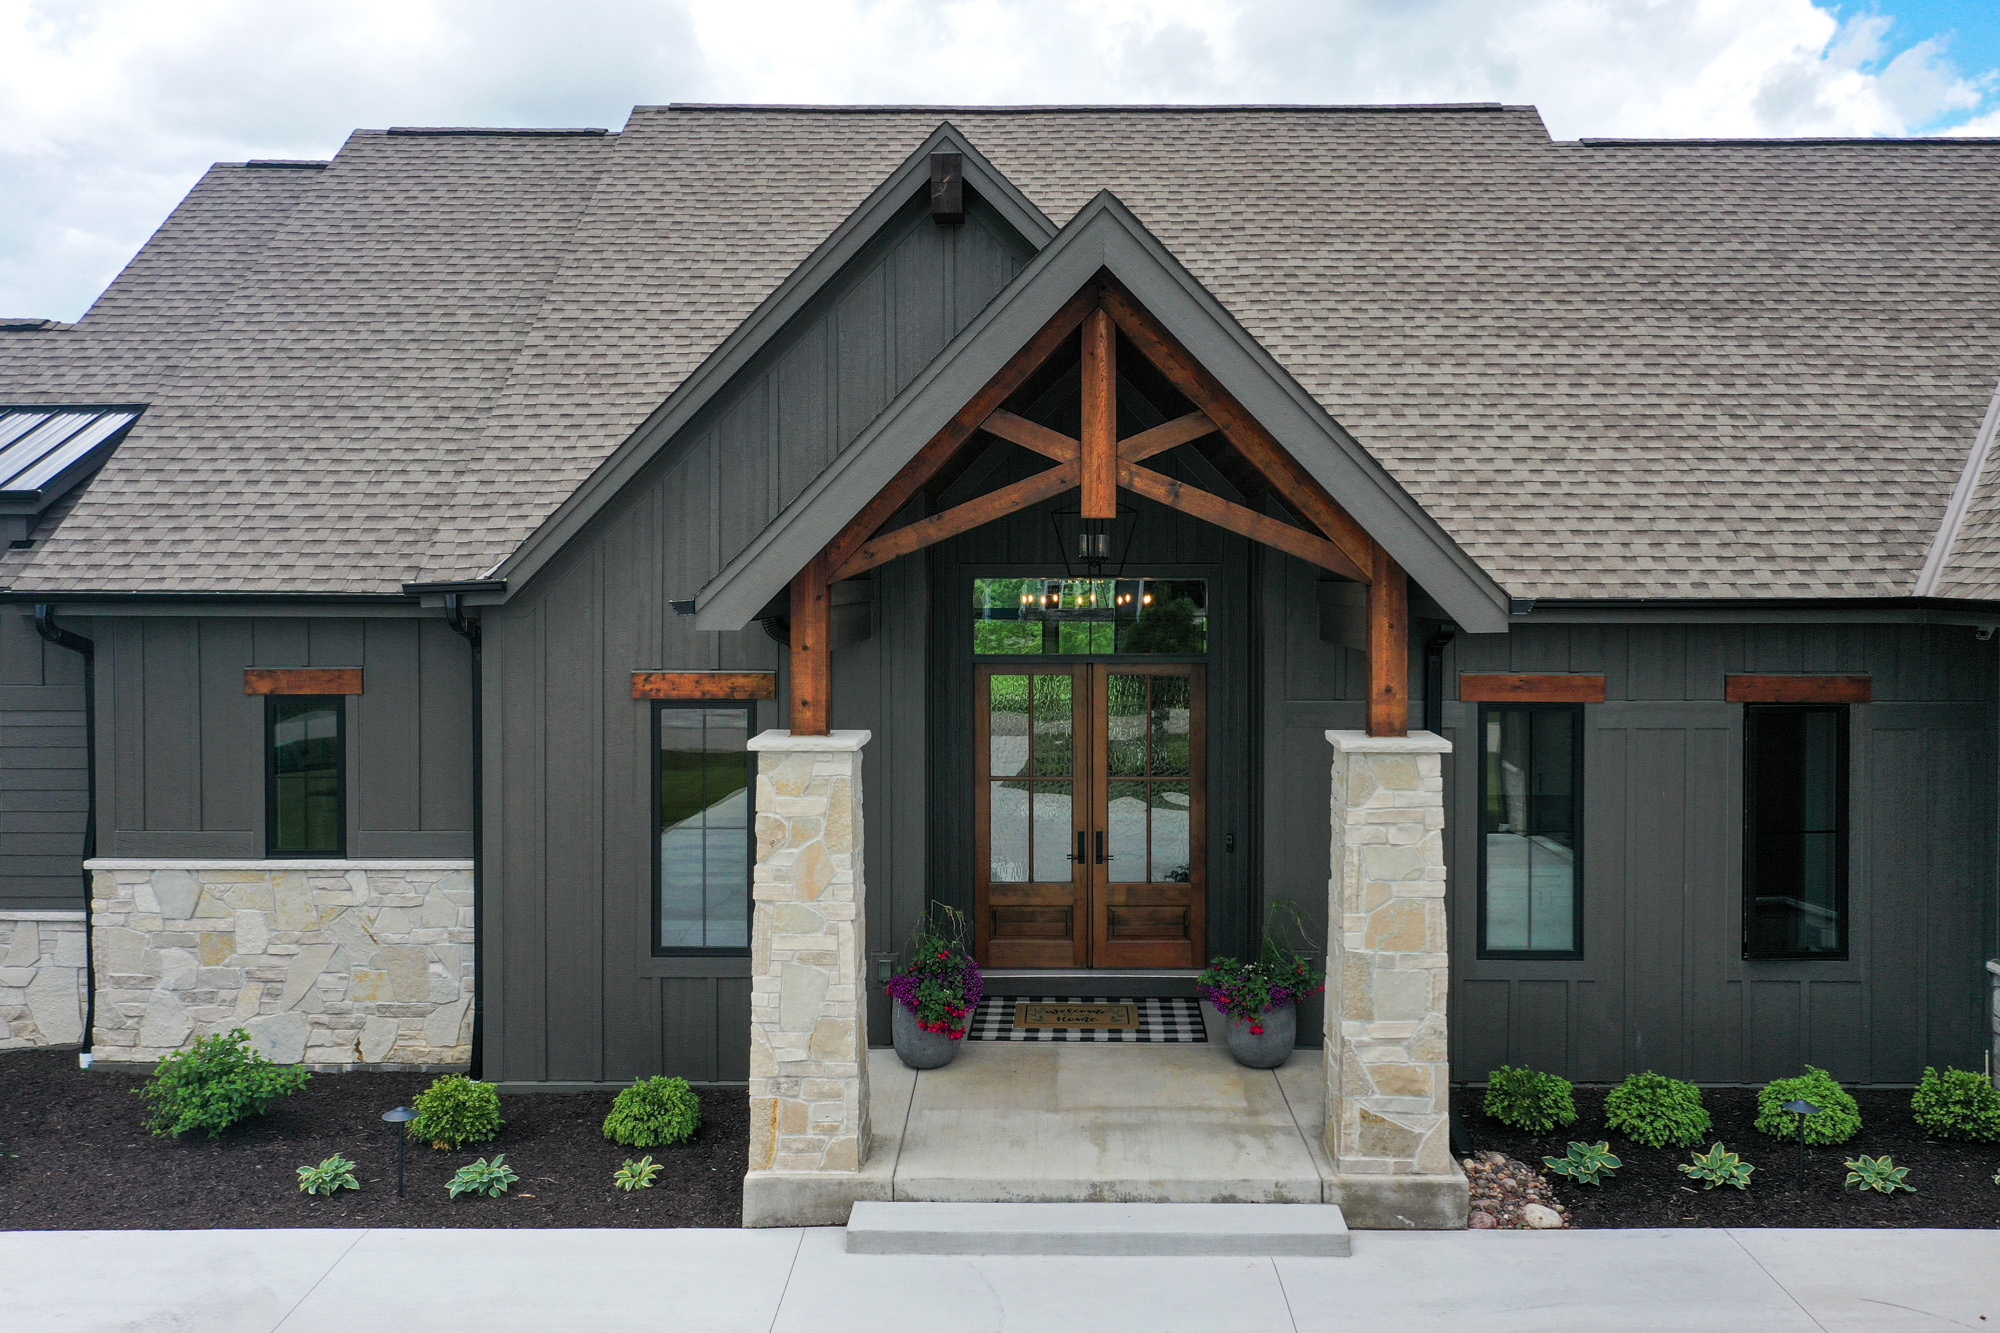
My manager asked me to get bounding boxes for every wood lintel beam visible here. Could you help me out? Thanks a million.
[834,462,1080,581]
[244,668,363,696]
[1366,542,1409,738]
[632,671,778,701]
[980,408,1078,462]
[1117,461,1370,583]
[1080,308,1117,519]
[1118,411,1215,463]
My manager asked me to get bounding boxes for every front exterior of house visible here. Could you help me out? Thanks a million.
[3,104,1999,1228]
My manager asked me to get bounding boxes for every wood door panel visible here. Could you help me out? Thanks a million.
[975,665,1088,968]
[1089,663,1206,968]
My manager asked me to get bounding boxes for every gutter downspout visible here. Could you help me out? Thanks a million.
[444,594,484,1080]
[33,605,95,1062]
[1423,623,1457,736]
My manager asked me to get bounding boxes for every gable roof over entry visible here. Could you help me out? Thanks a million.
[6,105,2000,604]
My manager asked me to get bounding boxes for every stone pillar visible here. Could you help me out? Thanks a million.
[743,729,884,1226]
[1323,729,1467,1229]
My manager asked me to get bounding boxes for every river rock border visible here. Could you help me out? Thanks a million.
[0,911,88,1049]
[86,859,474,1070]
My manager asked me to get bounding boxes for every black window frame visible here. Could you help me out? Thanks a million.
[1741,702,1851,961]
[651,699,756,958]
[1476,701,1585,961]
[264,694,347,859]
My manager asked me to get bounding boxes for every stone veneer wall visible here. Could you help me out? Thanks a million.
[0,911,87,1049]
[1323,730,1466,1227]
[743,730,873,1223]
[87,860,474,1069]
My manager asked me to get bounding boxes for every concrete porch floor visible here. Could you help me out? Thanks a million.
[865,1040,1336,1205]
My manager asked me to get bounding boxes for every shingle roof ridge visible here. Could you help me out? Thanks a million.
[652,101,1521,113]
[1577,135,2000,146]
[242,159,329,169]
[384,126,613,136]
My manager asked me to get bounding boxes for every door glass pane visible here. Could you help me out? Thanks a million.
[988,674,1029,777]
[1031,781,1074,881]
[989,780,1030,882]
[1107,779,1149,882]
[1152,780,1192,882]
[1149,676,1190,776]
[1106,674,1148,776]
[1032,674,1073,777]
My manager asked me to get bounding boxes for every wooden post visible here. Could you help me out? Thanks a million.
[1080,307,1116,520]
[1366,543,1409,738]
[789,553,832,737]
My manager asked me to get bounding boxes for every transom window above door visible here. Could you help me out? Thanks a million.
[972,577,1207,656]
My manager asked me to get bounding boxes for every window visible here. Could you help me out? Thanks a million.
[267,696,344,856]
[1478,704,1582,957]
[1743,704,1848,959]
[655,703,753,953]
[972,577,1208,656]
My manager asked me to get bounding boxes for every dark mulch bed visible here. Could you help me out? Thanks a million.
[1457,1084,2000,1229]
[0,1048,747,1229]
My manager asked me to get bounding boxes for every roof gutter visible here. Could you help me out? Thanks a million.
[32,605,95,1062]
[1915,376,2000,598]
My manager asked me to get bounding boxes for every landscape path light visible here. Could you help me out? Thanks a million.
[1784,1098,1820,1191]
[382,1105,417,1198]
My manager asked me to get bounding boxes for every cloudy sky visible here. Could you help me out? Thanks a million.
[4,0,1997,322]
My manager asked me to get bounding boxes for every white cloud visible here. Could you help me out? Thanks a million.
[2,0,1994,320]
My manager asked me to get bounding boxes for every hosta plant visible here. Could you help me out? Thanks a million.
[1754,1067,1862,1146]
[1606,1071,1712,1149]
[410,1074,504,1150]
[1909,1067,2000,1143]
[447,1154,519,1199]
[1543,1141,1622,1186]
[1678,1143,1754,1190]
[1484,1065,1578,1135]
[613,1156,663,1192]
[295,1154,360,1197]
[1844,1154,1914,1195]
[136,1029,311,1138]
[603,1076,701,1148]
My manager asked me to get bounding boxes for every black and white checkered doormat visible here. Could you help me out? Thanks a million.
[966,995,1208,1043]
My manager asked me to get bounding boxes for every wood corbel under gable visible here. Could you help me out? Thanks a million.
[790,277,1413,739]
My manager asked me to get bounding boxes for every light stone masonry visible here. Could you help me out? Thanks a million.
[0,911,88,1049]
[745,730,872,1190]
[86,860,474,1069]
[1323,730,1467,1227]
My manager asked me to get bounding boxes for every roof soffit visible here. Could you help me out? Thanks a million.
[694,188,1512,633]
[459,121,1056,597]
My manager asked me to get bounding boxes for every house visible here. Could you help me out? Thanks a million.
[2,104,1997,1229]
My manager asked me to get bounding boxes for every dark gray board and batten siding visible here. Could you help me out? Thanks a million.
[91,616,473,859]
[0,610,90,909]
[479,193,1034,1086]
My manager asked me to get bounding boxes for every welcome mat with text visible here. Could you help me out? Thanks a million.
[966,995,1207,1042]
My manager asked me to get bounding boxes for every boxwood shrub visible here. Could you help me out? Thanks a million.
[1605,1071,1712,1148]
[1910,1066,2000,1143]
[603,1075,702,1148]
[1482,1065,1577,1134]
[1754,1066,1861,1145]
[135,1028,311,1138]
[410,1074,504,1150]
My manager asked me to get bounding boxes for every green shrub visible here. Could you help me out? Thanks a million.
[1542,1141,1622,1186]
[1910,1067,2000,1143]
[613,1156,663,1191]
[135,1029,311,1138]
[296,1154,360,1197]
[1754,1067,1862,1145]
[603,1076,702,1148]
[410,1074,503,1150]
[447,1154,518,1199]
[1483,1065,1578,1134]
[1679,1143,1754,1190]
[1844,1154,1914,1194]
[1605,1071,1712,1149]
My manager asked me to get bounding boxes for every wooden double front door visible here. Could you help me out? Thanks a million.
[974,663,1206,968]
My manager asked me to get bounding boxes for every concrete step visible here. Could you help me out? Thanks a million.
[844,1201,1351,1257]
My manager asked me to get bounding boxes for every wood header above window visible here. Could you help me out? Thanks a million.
[243,668,362,696]
[1459,673,1607,704]
[1725,674,1871,704]
[631,671,778,701]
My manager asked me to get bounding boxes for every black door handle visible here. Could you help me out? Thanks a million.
[1094,830,1108,864]
[1071,830,1087,864]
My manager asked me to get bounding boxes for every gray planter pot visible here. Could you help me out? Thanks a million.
[1222,1001,1296,1069]
[891,1001,961,1070]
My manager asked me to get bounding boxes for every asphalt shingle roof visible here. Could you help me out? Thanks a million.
[5,105,2000,601]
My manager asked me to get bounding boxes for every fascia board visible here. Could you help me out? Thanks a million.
[483,123,1055,595]
[697,191,1512,634]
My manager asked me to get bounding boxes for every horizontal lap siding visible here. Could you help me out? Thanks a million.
[1449,623,1996,1085]
[486,197,1032,1082]
[0,611,89,907]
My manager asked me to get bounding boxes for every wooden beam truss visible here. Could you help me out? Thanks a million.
[787,277,1412,738]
